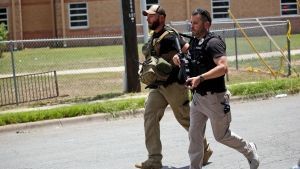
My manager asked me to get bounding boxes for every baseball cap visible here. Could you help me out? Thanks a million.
[142,5,166,16]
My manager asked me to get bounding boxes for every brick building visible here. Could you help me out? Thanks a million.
[0,0,299,40]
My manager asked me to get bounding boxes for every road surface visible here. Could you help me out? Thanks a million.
[0,94,299,169]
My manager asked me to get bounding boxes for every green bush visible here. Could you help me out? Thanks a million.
[0,23,8,58]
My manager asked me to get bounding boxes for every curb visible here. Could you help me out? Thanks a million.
[0,94,275,133]
[0,108,145,133]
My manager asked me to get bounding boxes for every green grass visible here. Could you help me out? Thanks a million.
[1,77,300,126]
[290,34,300,49]
[0,45,127,73]
[228,54,300,74]
[0,34,299,73]
[0,98,145,126]
[225,34,300,56]
[228,77,300,96]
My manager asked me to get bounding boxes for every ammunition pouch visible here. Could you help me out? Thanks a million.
[139,56,172,85]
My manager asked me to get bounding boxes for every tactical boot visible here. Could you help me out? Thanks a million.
[203,144,213,166]
[248,142,260,169]
[135,159,162,169]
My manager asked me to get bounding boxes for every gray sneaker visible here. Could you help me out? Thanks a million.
[248,142,260,169]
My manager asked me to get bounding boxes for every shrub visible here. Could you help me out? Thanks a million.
[0,23,8,58]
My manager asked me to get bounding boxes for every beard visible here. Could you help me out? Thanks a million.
[148,19,160,30]
[192,28,206,38]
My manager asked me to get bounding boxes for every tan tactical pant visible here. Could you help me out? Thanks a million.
[189,92,254,169]
[144,82,209,164]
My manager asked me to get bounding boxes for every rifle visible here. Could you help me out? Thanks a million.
[175,37,190,83]
[179,33,194,39]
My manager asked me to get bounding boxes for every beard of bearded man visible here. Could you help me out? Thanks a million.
[149,18,160,30]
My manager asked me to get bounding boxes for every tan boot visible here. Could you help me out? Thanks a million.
[203,137,213,165]
[135,159,162,169]
[203,144,213,165]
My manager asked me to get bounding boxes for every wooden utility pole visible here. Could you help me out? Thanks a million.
[120,0,141,92]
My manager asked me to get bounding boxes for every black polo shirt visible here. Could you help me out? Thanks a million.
[189,33,227,94]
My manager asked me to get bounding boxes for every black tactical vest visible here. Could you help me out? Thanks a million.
[188,32,226,93]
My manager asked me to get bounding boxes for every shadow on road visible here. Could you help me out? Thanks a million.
[162,166,189,169]
[162,162,212,169]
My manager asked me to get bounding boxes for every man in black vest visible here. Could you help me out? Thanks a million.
[135,5,213,169]
[173,8,260,169]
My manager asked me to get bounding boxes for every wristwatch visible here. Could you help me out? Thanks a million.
[199,75,205,83]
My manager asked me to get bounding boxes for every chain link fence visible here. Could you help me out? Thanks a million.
[171,19,300,82]
[0,34,129,106]
[1,20,299,106]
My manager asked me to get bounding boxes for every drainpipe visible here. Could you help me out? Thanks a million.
[18,0,23,41]
[186,0,190,20]
[60,0,66,39]
[11,0,17,40]
[52,0,58,38]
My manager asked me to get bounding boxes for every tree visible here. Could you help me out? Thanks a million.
[0,23,8,58]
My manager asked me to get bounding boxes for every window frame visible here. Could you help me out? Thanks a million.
[68,2,89,29]
[211,0,230,20]
[0,7,8,30]
[280,0,299,16]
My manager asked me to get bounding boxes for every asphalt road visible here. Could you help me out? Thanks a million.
[0,94,299,169]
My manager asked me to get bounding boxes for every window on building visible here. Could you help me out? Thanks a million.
[0,8,8,29]
[211,0,230,19]
[68,2,88,29]
[281,0,298,15]
[146,0,159,9]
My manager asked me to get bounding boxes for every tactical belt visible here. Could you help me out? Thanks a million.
[195,88,226,96]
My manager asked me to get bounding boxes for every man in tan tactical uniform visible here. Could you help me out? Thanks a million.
[135,5,212,169]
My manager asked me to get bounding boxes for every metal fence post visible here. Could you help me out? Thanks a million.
[287,20,291,76]
[54,71,59,97]
[221,30,229,82]
[234,23,238,70]
[10,41,19,105]
[269,39,272,52]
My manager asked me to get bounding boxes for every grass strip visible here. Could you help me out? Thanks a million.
[0,98,145,126]
[228,77,300,96]
[1,78,300,126]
